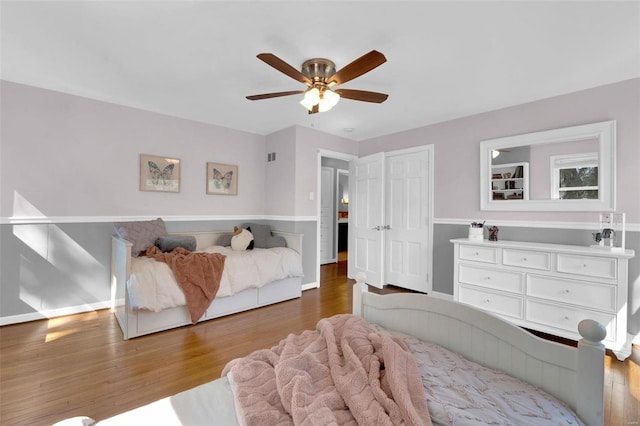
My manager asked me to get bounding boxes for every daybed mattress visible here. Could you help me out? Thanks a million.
[128,246,303,311]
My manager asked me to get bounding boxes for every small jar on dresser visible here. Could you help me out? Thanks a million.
[450,238,635,360]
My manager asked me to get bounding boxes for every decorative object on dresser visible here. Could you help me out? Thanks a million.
[451,238,635,360]
[592,212,626,251]
[487,226,499,241]
[468,221,485,241]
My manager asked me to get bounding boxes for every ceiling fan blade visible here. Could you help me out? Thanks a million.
[327,50,387,86]
[335,89,388,103]
[246,90,304,101]
[257,53,312,85]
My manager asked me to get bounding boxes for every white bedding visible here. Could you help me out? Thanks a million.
[127,246,303,312]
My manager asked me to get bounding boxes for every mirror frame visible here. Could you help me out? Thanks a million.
[480,120,616,211]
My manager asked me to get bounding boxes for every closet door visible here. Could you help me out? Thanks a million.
[385,149,431,293]
[348,153,385,287]
[349,147,432,292]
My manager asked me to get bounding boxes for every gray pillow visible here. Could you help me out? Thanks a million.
[216,233,233,247]
[114,218,168,256]
[157,235,197,252]
[265,235,287,248]
[241,223,271,248]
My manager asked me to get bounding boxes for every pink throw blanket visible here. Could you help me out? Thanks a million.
[222,314,432,425]
[146,246,226,324]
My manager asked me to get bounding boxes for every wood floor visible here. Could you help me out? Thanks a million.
[1,258,638,425]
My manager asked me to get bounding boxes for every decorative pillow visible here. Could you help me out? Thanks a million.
[216,233,233,247]
[241,223,271,248]
[265,235,287,248]
[156,235,197,252]
[113,218,168,256]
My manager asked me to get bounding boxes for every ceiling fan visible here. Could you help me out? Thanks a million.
[246,50,388,114]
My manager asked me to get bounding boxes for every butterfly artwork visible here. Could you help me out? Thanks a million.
[207,163,238,195]
[140,154,180,192]
[148,161,174,185]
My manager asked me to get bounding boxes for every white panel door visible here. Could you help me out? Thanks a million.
[320,166,335,264]
[348,153,385,288]
[384,149,431,293]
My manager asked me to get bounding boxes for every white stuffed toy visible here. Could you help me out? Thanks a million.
[231,226,254,251]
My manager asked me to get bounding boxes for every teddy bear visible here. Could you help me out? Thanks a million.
[231,226,255,251]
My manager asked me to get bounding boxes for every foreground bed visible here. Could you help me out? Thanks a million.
[111,229,303,339]
[70,275,605,426]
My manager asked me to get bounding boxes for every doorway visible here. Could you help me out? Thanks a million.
[317,150,358,285]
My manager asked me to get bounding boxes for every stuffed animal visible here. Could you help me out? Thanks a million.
[231,226,254,251]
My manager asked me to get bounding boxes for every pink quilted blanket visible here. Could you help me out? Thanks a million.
[222,314,432,425]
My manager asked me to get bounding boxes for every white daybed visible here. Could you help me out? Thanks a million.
[111,230,303,339]
[75,274,605,426]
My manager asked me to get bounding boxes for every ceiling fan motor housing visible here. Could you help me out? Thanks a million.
[301,58,336,83]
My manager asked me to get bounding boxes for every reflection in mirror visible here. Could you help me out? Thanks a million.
[480,121,616,211]
[337,169,349,217]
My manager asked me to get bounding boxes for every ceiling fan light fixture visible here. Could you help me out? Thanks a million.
[318,89,340,112]
[300,87,320,111]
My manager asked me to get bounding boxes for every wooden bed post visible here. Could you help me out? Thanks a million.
[352,272,368,317]
[576,319,606,426]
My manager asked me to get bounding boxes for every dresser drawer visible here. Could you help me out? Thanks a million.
[527,275,616,311]
[459,264,523,293]
[556,254,617,280]
[526,299,615,342]
[502,249,550,271]
[459,285,523,319]
[458,245,497,264]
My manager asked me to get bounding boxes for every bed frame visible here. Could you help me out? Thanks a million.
[111,230,303,340]
[353,274,606,426]
[67,273,606,425]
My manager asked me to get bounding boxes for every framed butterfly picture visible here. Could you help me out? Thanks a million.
[207,162,238,195]
[139,154,181,193]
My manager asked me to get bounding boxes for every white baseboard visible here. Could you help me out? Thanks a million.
[0,300,111,326]
[302,282,319,291]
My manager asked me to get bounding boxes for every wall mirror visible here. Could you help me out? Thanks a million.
[479,120,616,211]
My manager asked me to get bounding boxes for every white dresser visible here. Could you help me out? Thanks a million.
[451,238,635,360]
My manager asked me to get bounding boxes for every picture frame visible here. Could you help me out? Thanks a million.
[139,154,181,193]
[207,162,238,195]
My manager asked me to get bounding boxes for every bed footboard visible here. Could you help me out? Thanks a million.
[352,275,605,426]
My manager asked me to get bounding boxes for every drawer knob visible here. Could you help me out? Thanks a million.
[564,316,570,320]
[522,257,527,261]
[583,264,588,268]
[474,252,479,256]
[563,289,570,294]
[484,299,491,304]
[485,276,491,280]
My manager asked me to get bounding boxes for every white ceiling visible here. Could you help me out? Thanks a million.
[1,1,638,141]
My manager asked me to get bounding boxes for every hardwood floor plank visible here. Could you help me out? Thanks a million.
[0,260,637,425]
